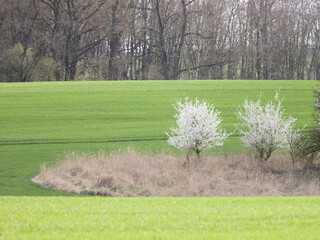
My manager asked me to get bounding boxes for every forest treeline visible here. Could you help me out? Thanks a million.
[0,0,319,82]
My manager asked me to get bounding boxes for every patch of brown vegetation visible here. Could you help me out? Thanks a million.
[32,149,320,197]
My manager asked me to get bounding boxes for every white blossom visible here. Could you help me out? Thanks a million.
[167,97,231,157]
[235,93,298,161]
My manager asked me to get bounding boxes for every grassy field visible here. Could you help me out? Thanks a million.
[0,80,319,239]
[0,80,317,196]
[1,197,320,239]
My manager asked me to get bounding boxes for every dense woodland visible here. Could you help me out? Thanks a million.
[0,0,319,82]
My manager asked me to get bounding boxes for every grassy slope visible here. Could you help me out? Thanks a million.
[0,80,317,196]
[1,197,320,239]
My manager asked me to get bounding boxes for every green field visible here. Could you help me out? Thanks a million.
[1,197,320,239]
[0,80,319,239]
[0,80,317,196]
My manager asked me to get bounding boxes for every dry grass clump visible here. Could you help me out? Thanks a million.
[32,148,320,197]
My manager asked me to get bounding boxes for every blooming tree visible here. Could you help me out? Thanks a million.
[167,98,231,161]
[235,93,299,161]
[285,124,306,166]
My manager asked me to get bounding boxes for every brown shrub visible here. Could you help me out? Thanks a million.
[32,148,320,197]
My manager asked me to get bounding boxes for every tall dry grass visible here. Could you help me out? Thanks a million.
[32,148,320,196]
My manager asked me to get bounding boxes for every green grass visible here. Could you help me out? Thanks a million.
[0,80,319,239]
[1,197,320,239]
[0,80,317,196]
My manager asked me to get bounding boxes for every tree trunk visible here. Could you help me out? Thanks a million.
[155,0,169,80]
[108,0,121,80]
[171,0,187,80]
